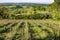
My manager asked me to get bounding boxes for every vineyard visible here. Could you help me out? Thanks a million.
[0,20,60,40]
[0,0,60,40]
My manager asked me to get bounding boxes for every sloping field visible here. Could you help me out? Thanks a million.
[0,20,60,40]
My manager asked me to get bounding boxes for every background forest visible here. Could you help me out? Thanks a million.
[0,0,60,20]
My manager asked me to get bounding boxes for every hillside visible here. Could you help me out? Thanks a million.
[0,0,60,40]
[0,3,52,19]
[0,1,60,20]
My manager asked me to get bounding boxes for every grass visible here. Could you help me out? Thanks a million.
[0,19,60,40]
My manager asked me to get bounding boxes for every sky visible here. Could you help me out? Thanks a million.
[0,0,54,4]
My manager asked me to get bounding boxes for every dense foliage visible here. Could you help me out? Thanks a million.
[0,4,51,19]
[0,0,60,20]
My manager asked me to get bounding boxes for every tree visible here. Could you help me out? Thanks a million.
[54,0,60,10]
[0,5,4,19]
[0,5,8,19]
